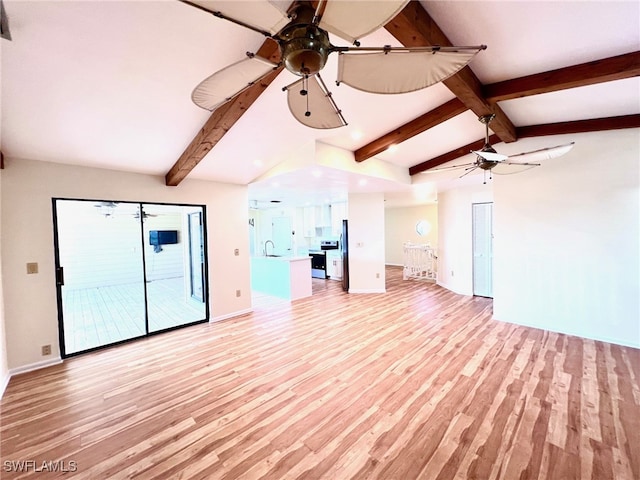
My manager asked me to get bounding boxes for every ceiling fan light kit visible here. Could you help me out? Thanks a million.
[423,114,575,183]
[183,0,486,129]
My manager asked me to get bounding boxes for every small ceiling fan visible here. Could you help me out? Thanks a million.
[94,201,120,217]
[183,0,486,129]
[134,207,158,220]
[425,114,575,183]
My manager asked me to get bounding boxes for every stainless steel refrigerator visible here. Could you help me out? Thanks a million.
[341,219,349,292]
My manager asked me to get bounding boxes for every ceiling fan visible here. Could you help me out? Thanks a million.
[425,114,575,183]
[183,0,486,129]
[94,201,120,217]
[133,207,158,220]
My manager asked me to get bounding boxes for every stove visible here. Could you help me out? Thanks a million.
[309,240,339,278]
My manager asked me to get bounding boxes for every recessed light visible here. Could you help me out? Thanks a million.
[312,169,322,178]
[253,159,263,167]
[351,130,363,141]
[271,181,280,188]
[358,178,367,187]
[387,144,398,154]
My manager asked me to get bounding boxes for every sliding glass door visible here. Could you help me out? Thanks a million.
[142,204,206,333]
[53,199,208,357]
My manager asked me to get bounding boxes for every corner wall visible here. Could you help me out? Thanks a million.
[493,129,640,348]
[0,169,9,395]
[348,192,386,293]
[437,183,493,295]
[1,158,252,371]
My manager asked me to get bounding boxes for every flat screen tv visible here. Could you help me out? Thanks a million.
[149,230,178,246]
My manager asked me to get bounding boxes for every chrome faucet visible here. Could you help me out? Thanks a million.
[264,240,275,256]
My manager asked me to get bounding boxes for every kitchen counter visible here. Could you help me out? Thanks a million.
[250,255,312,300]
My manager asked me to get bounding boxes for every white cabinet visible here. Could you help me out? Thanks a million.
[303,206,316,237]
[303,204,331,236]
[316,205,331,227]
[326,252,342,280]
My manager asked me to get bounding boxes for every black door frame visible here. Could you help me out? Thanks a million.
[52,197,210,359]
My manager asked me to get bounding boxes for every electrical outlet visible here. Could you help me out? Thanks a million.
[451,270,454,277]
[376,273,380,279]
[234,248,240,256]
[26,262,39,274]
[41,344,51,356]
[236,290,241,297]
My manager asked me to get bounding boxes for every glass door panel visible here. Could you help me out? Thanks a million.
[55,200,146,355]
[142,204,207,332]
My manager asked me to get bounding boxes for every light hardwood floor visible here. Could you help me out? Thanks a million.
[1,266,639,479]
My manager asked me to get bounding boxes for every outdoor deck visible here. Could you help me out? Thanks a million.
[62,277,206,354]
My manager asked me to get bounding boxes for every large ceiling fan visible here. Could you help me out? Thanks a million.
[426,114,575,183]
[183,0,486,129]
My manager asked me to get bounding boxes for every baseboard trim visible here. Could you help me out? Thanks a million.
[348,288,386,294]
[9,357,63,377]
[211,308,253,323]
[493,316,640,349]
[436,281,472,297]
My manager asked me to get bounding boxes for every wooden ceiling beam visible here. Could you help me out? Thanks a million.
[409,114,640,175]
[517,114,640,138]
[354,98,467,162]
[384,1,517,145]
[484,51,640,103]
[166,39,282,186]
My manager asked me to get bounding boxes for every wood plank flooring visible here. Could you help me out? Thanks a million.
[1,266,639,479]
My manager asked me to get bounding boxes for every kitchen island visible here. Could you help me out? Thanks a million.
[250,255,312,300]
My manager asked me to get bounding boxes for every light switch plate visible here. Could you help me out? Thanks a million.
[26,262,38,274]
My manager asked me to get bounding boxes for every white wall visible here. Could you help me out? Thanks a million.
[385,204,438,266]
[437,183,493,295]
[0,170,9,396]
[347,192,386,293]
[1,158,252,371]
[493,129,640,348]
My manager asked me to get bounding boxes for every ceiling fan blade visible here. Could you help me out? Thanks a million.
[337,48,482,94]
[180,0,288,36]
[192,55,279,111]
[0,0,11,41]
[506,142,575,163]
[459,166,479,179]
[284,73,347,129]
[319,0,409,45]
[492,162,540,175]
[471,150,509,162]
[311,0,328,25]
[421,162,475,173]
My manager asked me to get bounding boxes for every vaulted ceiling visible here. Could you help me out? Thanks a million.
[1,1,639,207]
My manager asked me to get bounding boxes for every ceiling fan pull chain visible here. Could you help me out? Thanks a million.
[300,75,311,117]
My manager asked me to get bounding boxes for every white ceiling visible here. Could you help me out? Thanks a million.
[1,1,639,209]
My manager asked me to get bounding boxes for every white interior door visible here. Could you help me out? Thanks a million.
[472,202,493,298]
[272,217,292,256]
